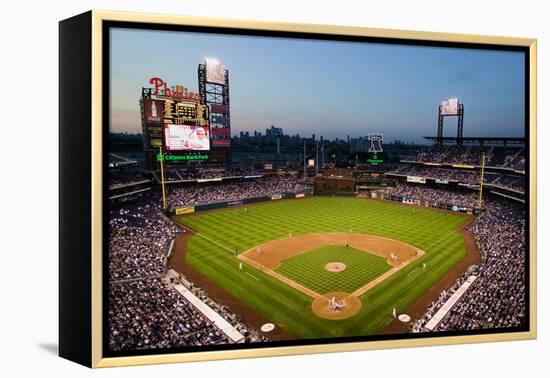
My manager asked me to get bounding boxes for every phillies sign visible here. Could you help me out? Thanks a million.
[149,77,201,102]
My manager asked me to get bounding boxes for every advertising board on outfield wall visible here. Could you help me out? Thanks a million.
[175,206,195,215]
[402,198,420,205]
[197,177,223,183]
[452,164,475,169]
[407,176,426,184]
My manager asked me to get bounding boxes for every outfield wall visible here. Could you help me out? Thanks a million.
[169,188,479,218]
[371,191,480,216]
[314,191,357,197]
[169,188,314,216]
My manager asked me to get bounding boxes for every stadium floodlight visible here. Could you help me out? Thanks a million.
[205,57,219,63]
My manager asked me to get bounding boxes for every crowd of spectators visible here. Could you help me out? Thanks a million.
[166,175,312,207]
[383,182,479,208]
[391,165,525,193]
[412,145,525,170]
[413,147,451,164]
[172,272,268,344]
[177,167,261,180]
[414,146,493,166]
[108,182,276,351]
[491,148,525,170]
[398,166,481,184]
[158,167,262,182]
[410,199,526,332]
[109,278,229,351]
[409,271,475,332]
[110,165,263,186]
[108,153,138,166]
[162,169,183,182]
[109,197,179,281]
[109,169,150,188]
[508,157,525,171]
[490,175,525,192]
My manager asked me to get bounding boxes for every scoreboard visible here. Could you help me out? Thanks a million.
[140,77,210,155]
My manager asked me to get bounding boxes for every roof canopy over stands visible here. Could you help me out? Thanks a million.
[424,136,525,147]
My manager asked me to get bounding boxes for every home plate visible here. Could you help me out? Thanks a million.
[398,314,411,322]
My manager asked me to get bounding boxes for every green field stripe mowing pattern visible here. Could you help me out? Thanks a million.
[276,245,392,294]
[176,197,471,339]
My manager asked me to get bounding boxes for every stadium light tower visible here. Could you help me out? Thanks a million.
[198,58,231,164]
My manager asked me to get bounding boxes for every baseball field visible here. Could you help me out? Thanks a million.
[173,196,472,339]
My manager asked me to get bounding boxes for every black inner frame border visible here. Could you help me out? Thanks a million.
[101,19,531,359]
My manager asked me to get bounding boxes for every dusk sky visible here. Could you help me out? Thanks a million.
[110,27,525,144]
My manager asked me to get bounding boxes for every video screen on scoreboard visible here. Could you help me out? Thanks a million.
[164,124,210,151]
[205,58,226,84]
[441,98,459,115]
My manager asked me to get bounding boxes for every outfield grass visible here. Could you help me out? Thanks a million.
[175,197,470,339]
[276,245,392,294]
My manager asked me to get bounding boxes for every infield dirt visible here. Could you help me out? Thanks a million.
[239,232,424,320]
[311,292,362,320]
[239,232,422,270]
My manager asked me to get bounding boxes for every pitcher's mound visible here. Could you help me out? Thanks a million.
[311,291,362,320]
[325,262,347,272]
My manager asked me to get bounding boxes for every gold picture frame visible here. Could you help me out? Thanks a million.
[59,10,537,368]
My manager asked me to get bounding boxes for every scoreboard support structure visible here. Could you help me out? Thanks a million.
[437,103,464,146]
[198,61,232,166]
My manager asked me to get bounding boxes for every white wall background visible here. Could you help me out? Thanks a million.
[0,0,547,376]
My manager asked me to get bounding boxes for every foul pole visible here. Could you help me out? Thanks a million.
[159,146,167,210]
[478,153,485,210]
[316,142,319,175]
[303,139,306,177]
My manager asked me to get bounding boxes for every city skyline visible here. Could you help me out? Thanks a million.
[110,28,526,144]
[111,126,430,145]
